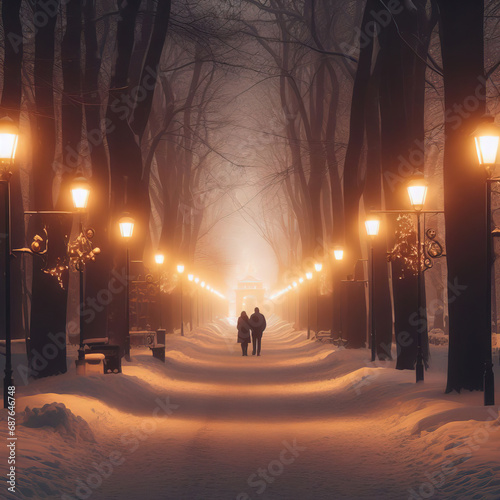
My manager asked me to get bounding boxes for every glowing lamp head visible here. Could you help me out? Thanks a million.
[118,215,135,239]
[407,175,428,211]
[188,274,194,281]
[333,247,344,261]
[472,116,500,167]
[177,264,184,274]
[314,262,322,272]
[306,272,313,280]
[71,177,91,210]
[201,281,206,288]
[293,281,297,288]
[154,253,164,265]
[299,277,304,284]
[365,217,380,237]
[0,117,19,167]
[194,277,199,284]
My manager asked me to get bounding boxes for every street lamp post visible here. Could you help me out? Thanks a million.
[119,215,135,361]
[0,117,19,409]
[332,247,344,341]
[472,116,500,406]
[407,175,429,382]
[154,253,164,329]
[314,262,322,334]
[177,264,185,335]
[188,274,194,330]
[306,272,313,339]
[365,216,380,362]
[194,277,200,326]
[71,177,91,364]
[292,281,298,328]
[200,281,205,324]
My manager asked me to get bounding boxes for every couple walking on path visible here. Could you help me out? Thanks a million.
[237,307,266,356]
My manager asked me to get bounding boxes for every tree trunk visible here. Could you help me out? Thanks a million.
[0,0,24,343]
[82,0,112,343]
[343,0,377,274]
[437,0,487,393]
[29,0,69,379]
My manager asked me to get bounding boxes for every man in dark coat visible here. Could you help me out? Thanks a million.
[249,307,266,356]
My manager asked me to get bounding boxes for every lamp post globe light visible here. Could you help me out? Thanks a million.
[177,264,185,336]
[365,216,380,362]
[0,117,19,409]
[154,253,164,265]
[472,116,500,406]
[119,215,134,361]
[406,174,428,382]
[70,177,91,365]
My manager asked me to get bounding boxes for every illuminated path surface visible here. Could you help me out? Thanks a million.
[6,318,500,499]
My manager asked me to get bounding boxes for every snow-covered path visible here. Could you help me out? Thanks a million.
[2,319,500,499]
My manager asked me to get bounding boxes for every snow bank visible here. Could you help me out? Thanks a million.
[0,319,499,499]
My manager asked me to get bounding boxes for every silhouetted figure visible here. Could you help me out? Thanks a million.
[237,311,251,356]
[249,307,266,356]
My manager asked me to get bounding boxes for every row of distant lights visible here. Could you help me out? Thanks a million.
[269,249,344,301]
[153,254,226,300]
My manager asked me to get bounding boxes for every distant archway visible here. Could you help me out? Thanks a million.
[235,276,266,314]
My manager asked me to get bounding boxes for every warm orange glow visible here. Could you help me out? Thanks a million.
[407,176,428,211]
[314,262,322,272]
[333,247,344,261]
[299,277,304,284]
[306,272,313,280]
[71,177,91,210]
[118,216,135,238]
[194,277,200,284]
[201,281,206,288]
[154,253,164,265]
[188,274,194,281]
[0,117,19,164]
[365,217,380,237]
[475,136,499,166]
[293,281,298,287]
[177,264,185,274]
[472,118,500,166]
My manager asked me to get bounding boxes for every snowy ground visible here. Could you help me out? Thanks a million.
[1,319,500,500]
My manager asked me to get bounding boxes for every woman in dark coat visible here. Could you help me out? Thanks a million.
[237,311,251,356]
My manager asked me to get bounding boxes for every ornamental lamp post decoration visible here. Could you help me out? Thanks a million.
[0,117,19,409]
[472,116,500,406]
[365,216,380,362]
[407,174,428,382]
[119,215,135,361]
